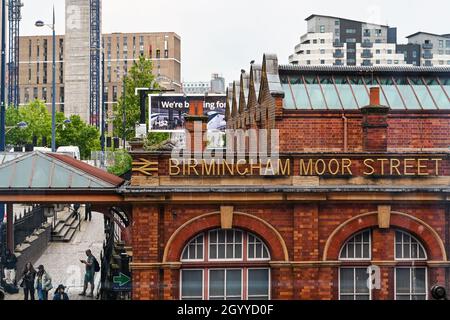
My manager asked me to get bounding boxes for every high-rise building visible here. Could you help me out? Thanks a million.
[65,0,92,123]
[406,32,450,66]
[289,14,406,67]
[17,32,181,131]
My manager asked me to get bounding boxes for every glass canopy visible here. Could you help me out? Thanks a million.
[280,73,450,110]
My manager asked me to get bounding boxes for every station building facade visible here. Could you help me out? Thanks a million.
[125,55,450,300]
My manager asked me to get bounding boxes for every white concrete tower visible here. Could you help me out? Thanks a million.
[64,0,91,122]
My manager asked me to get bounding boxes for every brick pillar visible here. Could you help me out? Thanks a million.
[185,99,208,153]
[293,204,319,299]
[361,87,390,152]
[162,267,179,300]
[131,205,161,300]
[271,265,294,300]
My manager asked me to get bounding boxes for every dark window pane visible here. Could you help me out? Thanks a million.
[396,269,410,294]
[340,269,354,294]
[226,270,242,297]
[248,269,269,297]
[210,270,225,298]
[355,268,369,293]
[181,270,203,299]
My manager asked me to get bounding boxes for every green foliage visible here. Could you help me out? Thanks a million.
[144,132,171,151]
[107,150,132,177]
[113,56,159,141]
[57,115,101,159]
[147,132,170,146]
[5,99,100,159]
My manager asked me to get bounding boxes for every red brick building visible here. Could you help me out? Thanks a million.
[126,54,450,300]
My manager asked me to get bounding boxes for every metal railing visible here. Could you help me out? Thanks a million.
[0,205,46,250]
[422,43,433,49]
[361,42,373,48]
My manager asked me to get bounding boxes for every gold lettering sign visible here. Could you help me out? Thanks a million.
[167,158,443,177]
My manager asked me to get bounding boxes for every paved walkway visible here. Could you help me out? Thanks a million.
[5,211,104,301]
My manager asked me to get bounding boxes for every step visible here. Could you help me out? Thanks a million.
[63,228,77,242]
[52,221,66,234]
[65,215,78,226]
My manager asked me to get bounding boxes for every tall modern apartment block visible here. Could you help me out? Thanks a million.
[405,32,450,66]
[289,14,450,67]
[17,31,181,131]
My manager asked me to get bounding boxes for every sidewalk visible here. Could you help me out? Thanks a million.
[5,211,104,301]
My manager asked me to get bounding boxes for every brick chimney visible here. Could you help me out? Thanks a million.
[361,87,390,152]
[184,98,208,153]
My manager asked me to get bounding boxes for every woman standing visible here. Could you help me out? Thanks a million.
[34,265,53,300]
[21,263,36,300]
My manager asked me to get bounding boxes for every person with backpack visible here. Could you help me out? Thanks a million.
[79,249,99,298]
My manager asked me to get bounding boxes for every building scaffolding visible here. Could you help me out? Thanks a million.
[90,0,101,127]
[7,0,23,108]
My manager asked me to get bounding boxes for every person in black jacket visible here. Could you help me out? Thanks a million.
[21,262,36,300]
[53,285,69,300]
[2,249,17,286]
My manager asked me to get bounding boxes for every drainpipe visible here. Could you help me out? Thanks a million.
[342,114,348,152]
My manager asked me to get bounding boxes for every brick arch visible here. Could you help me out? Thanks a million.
[163,212,289,263]
[323,211,447,261]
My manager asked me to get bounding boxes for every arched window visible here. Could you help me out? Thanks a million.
[339,229,372,300]
[180,229,271,300]
[394,230,428,300]
[339,230,371,260]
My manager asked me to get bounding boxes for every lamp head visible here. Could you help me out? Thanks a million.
[35,20,45,27]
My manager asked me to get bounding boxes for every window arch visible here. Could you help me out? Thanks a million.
[180,229,271,300]
[338,229,372,300]
[395,230,427,260]
[339,229,371,260]
[394,230,428,300]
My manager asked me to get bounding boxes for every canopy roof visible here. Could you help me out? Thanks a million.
[279,65,450,110]
[0,152,124,190]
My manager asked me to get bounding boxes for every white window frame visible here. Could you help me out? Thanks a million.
[338,267,372,301]
[247,268,271,300]
[208,269,243,300]
[339,230,372,261]
[208,229,244,262]
[394,230,428,261]
[394,267,428,300]
[181,234,205,262]
[180,269,204,300]
[247,234,271,262]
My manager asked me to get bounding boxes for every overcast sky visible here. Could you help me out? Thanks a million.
[20,0,450,84]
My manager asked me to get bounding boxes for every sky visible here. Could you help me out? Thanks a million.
[20,0,450,84]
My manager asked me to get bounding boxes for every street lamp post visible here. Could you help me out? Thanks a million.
[0,1,7,271]
[114,68,127,149]
[35,7,56,152]
[0,0,6,152]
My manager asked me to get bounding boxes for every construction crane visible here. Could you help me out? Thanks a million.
[7,0,23,108]
[89,0,101,127]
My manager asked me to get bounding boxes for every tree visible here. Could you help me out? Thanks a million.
[107,150,132,177]
[57,115,101,159]
[5,100,51,146]
[113,56,159,141]
[5,99,100,159]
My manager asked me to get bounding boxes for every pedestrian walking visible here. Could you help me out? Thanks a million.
[79,249,99,298]
[53,284,69,300]
[84,204,92,222]
[20,262,36,301]
[2,249,17,286]
[35,265,53,300]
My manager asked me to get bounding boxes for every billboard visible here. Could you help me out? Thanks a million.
[149,94,227,132]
